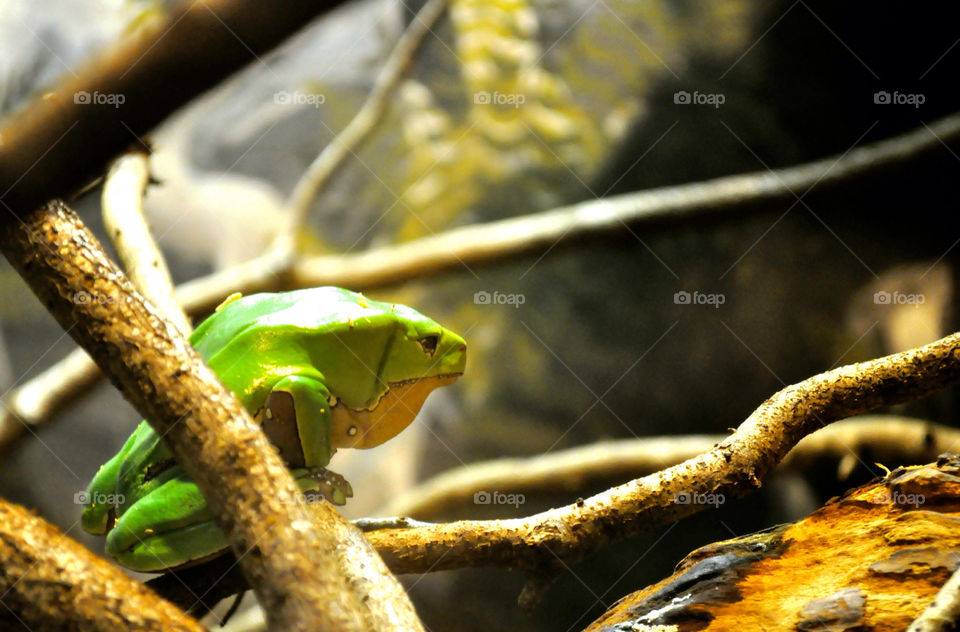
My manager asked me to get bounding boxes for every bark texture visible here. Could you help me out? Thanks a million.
[0,499,203,631]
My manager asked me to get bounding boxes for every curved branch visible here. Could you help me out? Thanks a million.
[382,416,960,520]
[148,333,960,608]
[103,151,192,335]
[363,330,960,576]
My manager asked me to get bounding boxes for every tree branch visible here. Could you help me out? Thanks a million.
[148,333,960,609]
[102,150,192,335]
[0,498,204,631]
[0,201,411,631]
[177,110,960,313]
[381,415,960,520]
[0,0,346,217]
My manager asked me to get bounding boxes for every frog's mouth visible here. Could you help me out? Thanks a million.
[329,373,461,449]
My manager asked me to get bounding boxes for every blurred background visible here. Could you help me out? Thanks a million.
[2,0,960,629]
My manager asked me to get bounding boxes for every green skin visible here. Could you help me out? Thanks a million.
[81,287,466,572]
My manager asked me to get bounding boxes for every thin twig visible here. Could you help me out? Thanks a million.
[102,151,192,335]
[381,416,960,519]
[282,0,451,246]
[178,110,960,314]
[0,498,205,631]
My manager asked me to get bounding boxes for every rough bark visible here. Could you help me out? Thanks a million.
[0,498,204,631]
[382,416,960,520]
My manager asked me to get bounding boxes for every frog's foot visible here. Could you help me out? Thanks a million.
[294,467,354,506]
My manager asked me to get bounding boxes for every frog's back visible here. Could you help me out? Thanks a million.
[191,287,380,360]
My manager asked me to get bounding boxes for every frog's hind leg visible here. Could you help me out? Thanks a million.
[108,519,230,572]
[105,473,223,572]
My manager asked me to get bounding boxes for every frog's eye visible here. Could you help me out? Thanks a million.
[417,335,439,356]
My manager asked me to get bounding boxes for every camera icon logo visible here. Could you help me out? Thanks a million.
[474,290,491,304]
[674,90,691,104]
[674,290,691,305]
[474,91,491,105]
[874,91,891,104]
[674,492,692,504]
[873,290,891,304]
[74,91,91,104]
[74,490,89,504]
[473,491,491,504]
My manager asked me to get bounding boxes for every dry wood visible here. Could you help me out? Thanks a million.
[585,455,960,631]
[102,151,192,335]
[178,110,960,313]
[0,498,204,631]
[360,330,960,582]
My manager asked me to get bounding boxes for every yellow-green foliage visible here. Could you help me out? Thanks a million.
[396,0,603,241]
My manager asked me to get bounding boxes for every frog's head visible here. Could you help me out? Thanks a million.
[318,291,466,450]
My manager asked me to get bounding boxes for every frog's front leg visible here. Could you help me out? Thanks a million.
[256,375,352,505]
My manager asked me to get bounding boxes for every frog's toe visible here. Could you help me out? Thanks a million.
[82,503,115,535]
[294,467,354,506]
